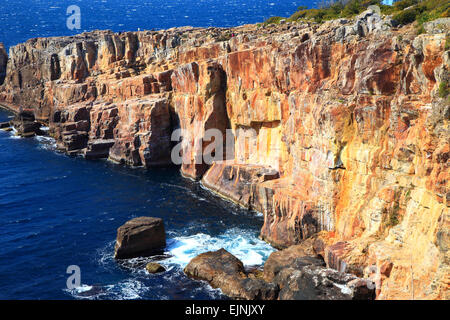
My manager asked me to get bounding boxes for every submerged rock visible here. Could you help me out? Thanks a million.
[145,262,166,274]
[114,217,166,259]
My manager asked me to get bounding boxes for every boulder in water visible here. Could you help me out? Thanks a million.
[114,217,166,259]
[145,262,166,274]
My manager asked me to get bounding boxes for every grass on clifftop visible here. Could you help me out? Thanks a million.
[264,0,449,30]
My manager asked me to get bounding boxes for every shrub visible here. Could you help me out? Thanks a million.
[438,81,449,98]
[342,0,363,17]
[380,4,396,15]
[216,33,231,42]
[416,24,426,34]
[266,0,450,28]
[393,0,419,11]
[264,16,283,25]
[388,201,401,227]
[393,8,419,25]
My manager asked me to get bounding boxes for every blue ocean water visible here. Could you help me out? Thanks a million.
[0,0,312,50]
[0,107,277,299]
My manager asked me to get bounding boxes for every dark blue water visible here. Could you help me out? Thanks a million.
[0,107,275,299]
[0,0,312,50]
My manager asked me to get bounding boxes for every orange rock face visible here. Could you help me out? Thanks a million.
[0,14,448,300]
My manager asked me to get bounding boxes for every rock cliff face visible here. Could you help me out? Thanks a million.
[0,9,448,300]
[0,43,7,85]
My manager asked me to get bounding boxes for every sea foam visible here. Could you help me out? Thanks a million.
[166,228,275,268]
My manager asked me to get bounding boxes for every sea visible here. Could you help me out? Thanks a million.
[0,0,311,50]
[0,0,316,300]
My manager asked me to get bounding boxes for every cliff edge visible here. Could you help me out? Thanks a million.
[0,8,448,299]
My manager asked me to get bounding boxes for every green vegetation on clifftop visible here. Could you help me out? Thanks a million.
[264,0,449,27]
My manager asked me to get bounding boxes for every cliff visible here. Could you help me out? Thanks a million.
[0,8,448,300]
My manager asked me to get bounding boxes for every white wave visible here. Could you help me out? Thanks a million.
[166,228,275,268]
[35,135,57,150]
[66,279,148,300]
[73,284,93,293]
[87,228,275,300]
[187,191,207,202]
[161,183,208,202]
[100,228,274,271]
[107,279,148,299]
[334,283,352,295]
[254,211,264,217]
[96,241,115,268]
[8,127,20,139]
[160,182,191,192]
[65,285,101,300]
[34,135,53,143]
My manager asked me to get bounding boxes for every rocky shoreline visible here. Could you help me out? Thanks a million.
[113,216,375,300]
[0,107,48,137]
[0,6,448,299]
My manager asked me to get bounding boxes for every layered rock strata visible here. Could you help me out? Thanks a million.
[0,9,448,299]
[1,109,46,137]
